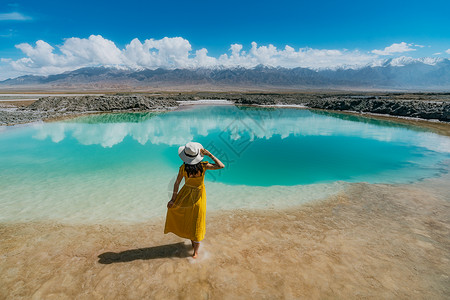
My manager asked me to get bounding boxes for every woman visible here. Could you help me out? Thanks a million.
[164,142,225,258]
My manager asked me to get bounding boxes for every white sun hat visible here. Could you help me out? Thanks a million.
[178,142,204,165]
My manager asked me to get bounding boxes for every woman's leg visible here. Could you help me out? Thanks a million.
[192,241,200,258]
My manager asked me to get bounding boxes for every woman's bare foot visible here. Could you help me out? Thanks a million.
[192,241,200,258]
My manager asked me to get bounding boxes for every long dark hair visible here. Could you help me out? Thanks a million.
[184,162,203,177]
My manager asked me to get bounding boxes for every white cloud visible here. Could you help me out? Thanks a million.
[8,36,125,76]
[61,35,123,65]
[0,36,446,80]
[0,12,31,21]
[1,35,378,78]
[434,52,442,55]
[446,49,450,54]
[122,37,193,68]
[217,42,375,69]
[372,42,416,55]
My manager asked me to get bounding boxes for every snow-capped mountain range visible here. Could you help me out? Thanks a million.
[1,57,449,90]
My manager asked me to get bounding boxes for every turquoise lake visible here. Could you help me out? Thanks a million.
[0,105,449,223]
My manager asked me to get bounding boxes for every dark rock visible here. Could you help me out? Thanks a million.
[304,98,449,122]
[26,95,179,112]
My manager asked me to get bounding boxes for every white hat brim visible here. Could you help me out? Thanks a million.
[178,142,204,165]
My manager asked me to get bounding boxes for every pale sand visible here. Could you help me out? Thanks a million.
[1,175,449,300]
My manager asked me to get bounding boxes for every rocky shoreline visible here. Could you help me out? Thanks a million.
[0,95,179,125]
[303,97,450,122]
[0,92,449,126]
[178,92,450,122]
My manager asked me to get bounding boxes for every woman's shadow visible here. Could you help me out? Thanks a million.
[98,242,191,264]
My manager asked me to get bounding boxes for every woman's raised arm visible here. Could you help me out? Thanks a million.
[201,148,225,170]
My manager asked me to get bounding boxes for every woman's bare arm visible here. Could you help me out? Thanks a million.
[168,168,183,208]
[201,149,225,170]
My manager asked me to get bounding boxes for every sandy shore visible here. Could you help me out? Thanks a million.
[1,175,449,299]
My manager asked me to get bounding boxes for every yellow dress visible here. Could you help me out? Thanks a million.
[164,161,208,242]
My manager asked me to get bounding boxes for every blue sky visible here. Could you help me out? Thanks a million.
[0,0,449,79]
